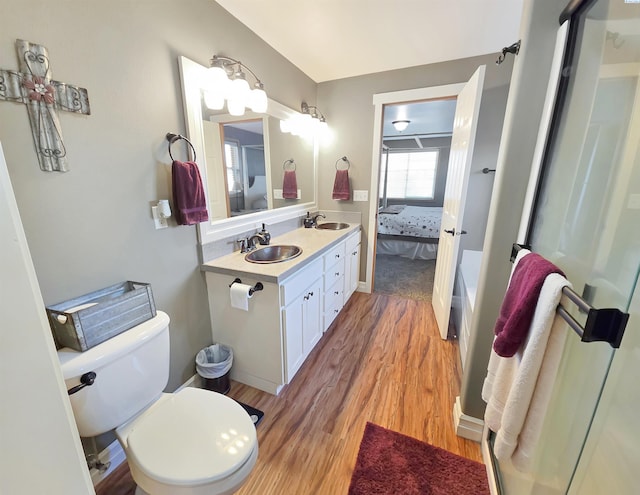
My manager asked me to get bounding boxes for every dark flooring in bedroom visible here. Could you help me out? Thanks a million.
[374,254,436,301]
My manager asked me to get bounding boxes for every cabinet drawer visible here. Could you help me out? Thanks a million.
[281,257,322,306]
[345,230,361,253]
[324,278,344,313]
[324,292,343,330]
[324,258,345,288]
[323,242,346,270]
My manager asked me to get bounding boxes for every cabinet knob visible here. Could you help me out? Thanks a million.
[309,291,314,297]
[352,251,358,255]
[335,254,340,258]
[334,309,339,313]
[334,290,339,295]
[335,272,340,276]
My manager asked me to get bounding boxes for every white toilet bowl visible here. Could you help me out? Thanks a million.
[116,387,258,495]
[58,311,258,494]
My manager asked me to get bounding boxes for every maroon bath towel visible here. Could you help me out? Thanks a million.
[493,253,564,357]
[332,169,350,200]
[282,170,298,199]
[171,160,209,225]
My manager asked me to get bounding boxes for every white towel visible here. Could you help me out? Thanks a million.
[481,249,530,406]
[482,271,570,472]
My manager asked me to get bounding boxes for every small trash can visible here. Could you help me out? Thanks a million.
[196,343,233,394]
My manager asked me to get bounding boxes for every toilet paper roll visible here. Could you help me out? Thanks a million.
[230,283,253,311]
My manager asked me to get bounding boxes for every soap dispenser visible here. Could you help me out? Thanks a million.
[260,223,271,244]
[304,212,314,229]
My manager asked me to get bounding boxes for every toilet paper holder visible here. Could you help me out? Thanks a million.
[229,278,264,296]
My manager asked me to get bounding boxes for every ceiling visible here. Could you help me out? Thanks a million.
[214,0,525,83]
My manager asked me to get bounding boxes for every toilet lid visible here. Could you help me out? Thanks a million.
[127,387,257,486]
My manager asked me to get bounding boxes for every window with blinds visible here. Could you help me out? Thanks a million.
[380,150,439,200]
[224,141,243,192]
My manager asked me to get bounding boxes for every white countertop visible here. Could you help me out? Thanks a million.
[201,223,361,283]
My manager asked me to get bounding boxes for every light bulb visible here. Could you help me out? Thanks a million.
[227,77,250,116]
[280,119,292,134]
[205,66,230,98]
[249,87,268,113]
[203,90,224,110]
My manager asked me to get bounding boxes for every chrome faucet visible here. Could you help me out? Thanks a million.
[247,232,269,251]
[312,213,326,227]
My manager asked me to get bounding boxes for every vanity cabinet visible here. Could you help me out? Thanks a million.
[203,225,361,395]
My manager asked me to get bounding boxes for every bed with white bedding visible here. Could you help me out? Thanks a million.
[376,205,442,260]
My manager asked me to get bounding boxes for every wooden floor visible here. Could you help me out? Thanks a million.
[95,292,482,495]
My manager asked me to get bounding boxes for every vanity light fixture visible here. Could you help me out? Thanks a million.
[203,54,268,115]
[279,101,329,138]
[392,120,410,132]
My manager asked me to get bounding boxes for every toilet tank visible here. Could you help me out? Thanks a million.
[57,311,171,437]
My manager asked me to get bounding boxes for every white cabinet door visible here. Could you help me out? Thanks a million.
[346,242,361,299]
[283,293,305,382]
[283,277,322,383]
[344,231,361,301]
[302,279,322,355]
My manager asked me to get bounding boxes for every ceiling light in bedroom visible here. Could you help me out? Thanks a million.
[392,120,410,132]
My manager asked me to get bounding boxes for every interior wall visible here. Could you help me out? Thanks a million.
[316,54,514,281]
[460,84,510,255]
[0,0,316,399]
[460,0,568,419]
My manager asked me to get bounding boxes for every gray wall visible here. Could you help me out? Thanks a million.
[316,54,513,278]
[461,0,568,418]
[0,0,316,398]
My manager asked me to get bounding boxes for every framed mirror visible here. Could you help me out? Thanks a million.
[179,56,317,244]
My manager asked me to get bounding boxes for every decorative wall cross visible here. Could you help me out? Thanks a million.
[0,39,90,172]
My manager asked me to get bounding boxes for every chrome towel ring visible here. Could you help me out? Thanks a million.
[166,132,196,162]
[335,156,350,170]
[283,158,296,171]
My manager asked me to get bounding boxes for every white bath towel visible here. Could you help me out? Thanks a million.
[482,270,571,472]
[481,249,529,405]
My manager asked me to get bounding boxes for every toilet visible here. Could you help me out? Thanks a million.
[57,311,258,495]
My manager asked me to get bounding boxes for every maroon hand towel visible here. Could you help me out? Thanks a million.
[493,253,564,357]
[332,169,350,200]
[171,160,209,225]
[282,170,298,199]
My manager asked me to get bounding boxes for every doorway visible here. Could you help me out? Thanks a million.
[373,98,455,301]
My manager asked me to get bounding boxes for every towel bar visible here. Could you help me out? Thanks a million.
[510,243,629,348]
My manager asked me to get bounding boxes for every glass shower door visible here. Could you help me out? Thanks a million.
[497,0,640,493]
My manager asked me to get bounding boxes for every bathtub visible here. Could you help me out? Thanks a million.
[453,250,483,370]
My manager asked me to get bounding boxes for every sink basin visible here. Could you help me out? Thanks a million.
[316,222,350,230]
[245,245,302,264]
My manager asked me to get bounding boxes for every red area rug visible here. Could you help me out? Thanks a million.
[348,423,490,495]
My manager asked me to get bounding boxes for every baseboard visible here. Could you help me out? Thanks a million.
[452,396,484,442]
[481,425,501,495]
[91,373,201,487]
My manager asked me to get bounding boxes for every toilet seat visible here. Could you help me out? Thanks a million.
[124,387,257,488]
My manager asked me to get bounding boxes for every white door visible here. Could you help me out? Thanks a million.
[202,120,230,220]
[432,65,486,339]
[0,142,95,494]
